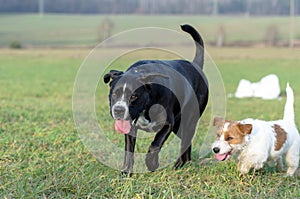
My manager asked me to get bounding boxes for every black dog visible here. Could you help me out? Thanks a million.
[104,24,208,174]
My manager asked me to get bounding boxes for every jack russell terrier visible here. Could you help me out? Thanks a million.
[212,83,300,176]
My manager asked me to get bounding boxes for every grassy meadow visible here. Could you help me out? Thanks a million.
[0,46,299,198]
[0,14,300,198]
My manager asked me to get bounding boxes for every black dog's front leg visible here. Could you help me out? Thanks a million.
[121,134,136,175]
[145,124,172,171]
[174,145,191,169]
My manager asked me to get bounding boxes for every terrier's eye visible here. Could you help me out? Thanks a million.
[130,95,138,101]
[226,136,234,141]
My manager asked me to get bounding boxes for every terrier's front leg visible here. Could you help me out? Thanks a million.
[237,153,252,174]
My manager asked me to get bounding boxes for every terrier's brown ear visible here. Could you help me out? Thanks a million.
[237,123,253,135]
[213,117,225,127]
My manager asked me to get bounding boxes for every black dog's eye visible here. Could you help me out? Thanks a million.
[112,89,121,98]
[130,95,138,102]
[226,136,234,141]
[112,92,117,98]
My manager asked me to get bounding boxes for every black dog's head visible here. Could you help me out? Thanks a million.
[104,68,168,134]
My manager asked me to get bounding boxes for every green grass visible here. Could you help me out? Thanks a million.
[0,47,300,198]
[0,14,300,46]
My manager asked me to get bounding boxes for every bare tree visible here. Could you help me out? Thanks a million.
[216,24,226,47]
[98,18,115,42]
[38,0,44,17]
[289,0,295,48]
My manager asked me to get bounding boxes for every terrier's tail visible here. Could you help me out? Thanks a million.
[283,83,295,122]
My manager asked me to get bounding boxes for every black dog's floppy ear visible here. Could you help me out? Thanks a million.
[103,70,123,84]
[137,72,169,84]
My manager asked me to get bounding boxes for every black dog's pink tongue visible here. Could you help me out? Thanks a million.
[114,120,131,134]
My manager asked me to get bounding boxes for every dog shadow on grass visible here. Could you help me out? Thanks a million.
[197,155,300,178]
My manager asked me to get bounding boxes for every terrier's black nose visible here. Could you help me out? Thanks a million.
[213,147,220,154]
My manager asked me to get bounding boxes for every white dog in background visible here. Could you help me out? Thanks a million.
[234,74,280,100]
[212,83,300,176]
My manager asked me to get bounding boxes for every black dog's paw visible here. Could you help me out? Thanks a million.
[120,170,133,178]
[174,157,188,170]
[120,163,133,177]
[145,152,159,171]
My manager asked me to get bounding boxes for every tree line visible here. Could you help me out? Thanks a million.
[0,0,298,15]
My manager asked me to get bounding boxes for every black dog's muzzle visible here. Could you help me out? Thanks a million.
[113,105,126,119]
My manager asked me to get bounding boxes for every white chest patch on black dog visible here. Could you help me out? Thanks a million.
[136,115,157,132]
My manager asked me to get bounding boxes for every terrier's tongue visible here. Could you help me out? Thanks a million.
[214,153,228,161]
[114,120,131,134]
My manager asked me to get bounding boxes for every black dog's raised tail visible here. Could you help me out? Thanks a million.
[180,24,204,69]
